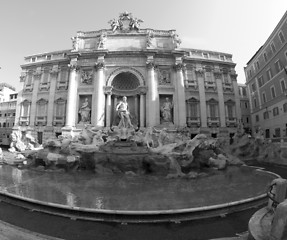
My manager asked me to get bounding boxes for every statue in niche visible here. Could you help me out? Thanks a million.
[97,32,107,49]
[161,97,173,123]
[116,96,133,128]
[78,98,91,124]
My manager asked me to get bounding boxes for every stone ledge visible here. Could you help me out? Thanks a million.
[0,219,63,240]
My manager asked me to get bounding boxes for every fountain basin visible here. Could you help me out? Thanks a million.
[0,164,278,223]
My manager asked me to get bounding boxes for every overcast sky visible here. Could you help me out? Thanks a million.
[0,0,286,91]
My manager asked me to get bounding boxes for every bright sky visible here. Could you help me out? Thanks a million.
[0,0,286,91]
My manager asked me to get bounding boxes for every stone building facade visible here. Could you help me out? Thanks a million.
[16,12,240,143]
[0,87,17,145]
[245,10,287,139]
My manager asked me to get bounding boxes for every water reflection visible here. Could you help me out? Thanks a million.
[66,192,77,207]
[0,165,277,212]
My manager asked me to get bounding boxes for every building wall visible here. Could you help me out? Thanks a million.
[245,10,287,139]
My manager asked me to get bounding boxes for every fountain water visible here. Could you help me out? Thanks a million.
[0,125,279,224]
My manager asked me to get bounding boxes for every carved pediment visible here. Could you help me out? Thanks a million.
[36,98,48,105]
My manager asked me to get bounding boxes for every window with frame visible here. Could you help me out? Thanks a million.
[279,31,285,44]
[251,83,256,92]
[273,107,279,116]
[271,86,276,99]
[223,73,230,84]
[26,71,33,86]
[281,80,287,92]
[267,68,273,81]
[254,98,257,108]
[265,129,270,138]
[255,115,259,122]
[283,102,287,112]
[205,71,213,83]
[207,99,218,120]
[258,76,264,87]
[271,42,276,54]
[21,100,30,117]
[264,52,268,62]
[256,61,260,70]
[275,60,282,73]
[242,87,247,96]
[262,92,267,103]
[274,128,281,138]
[42,68,49,84]
[227,105,234,118]
[55,99,66,116]
[263,111,269,119]
[36,99,48,117]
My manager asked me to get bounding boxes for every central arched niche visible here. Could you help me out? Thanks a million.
[111,72,140,127]
[111,72,140,90]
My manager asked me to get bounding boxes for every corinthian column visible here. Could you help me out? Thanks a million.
[174,63,186,127]
[93,61,106,127]
[146,60,159,127]
[104,86,112,128]
[65,60,79,128]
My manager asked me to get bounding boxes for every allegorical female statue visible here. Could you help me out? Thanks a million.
[78,98,91,123]
[161,97,173,122]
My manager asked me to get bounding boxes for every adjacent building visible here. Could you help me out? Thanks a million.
[238,83,251,134]
[0,84,18,145]
[245,10,287,140]
[16,12,241,143]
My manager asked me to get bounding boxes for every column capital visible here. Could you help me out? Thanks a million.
[33,70,42,80]
[195,68,204,77]
[146,61,157,69]
[94,61,105,71]
[68,62,80,72]
[104,86,113,95]
[173,62,185,71]
[138,86,147,95]
[50,68,60,77]
[213,71,222,79]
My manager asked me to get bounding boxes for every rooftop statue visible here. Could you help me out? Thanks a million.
[108,12,143,32]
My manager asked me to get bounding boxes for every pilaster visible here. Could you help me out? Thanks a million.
[231,74,241,125]
[196,69,207,128]
[29,68,42,126]
[46,66,59,126]
[174,62,186,127]
[214,72,226,127]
